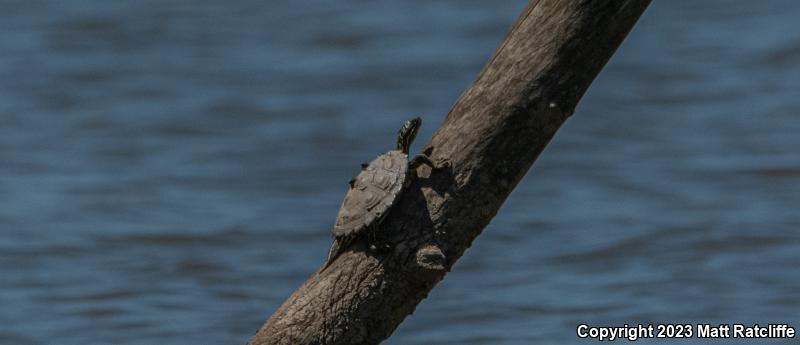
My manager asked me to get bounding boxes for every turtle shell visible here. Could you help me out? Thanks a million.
[333,150,409,237]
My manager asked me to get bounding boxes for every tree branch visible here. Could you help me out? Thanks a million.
[249,1,652,344]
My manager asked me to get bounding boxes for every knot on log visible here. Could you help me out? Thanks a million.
[415,244,446,271]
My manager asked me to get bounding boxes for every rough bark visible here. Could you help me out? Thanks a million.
[249,1,652,344]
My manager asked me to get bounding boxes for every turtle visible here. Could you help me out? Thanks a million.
[323,117,439,270]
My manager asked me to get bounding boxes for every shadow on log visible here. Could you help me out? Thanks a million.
[249,0,652,344]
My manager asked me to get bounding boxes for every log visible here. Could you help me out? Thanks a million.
[249,1,652,344]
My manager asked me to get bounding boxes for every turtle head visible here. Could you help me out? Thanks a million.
[396,117,421,154]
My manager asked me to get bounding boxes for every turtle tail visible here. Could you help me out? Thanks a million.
[321,236,352,272]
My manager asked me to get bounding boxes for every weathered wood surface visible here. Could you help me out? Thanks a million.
[249,1,652,344]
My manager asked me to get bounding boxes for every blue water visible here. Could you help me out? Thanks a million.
[1,1,799,344]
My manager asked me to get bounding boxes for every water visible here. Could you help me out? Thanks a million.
[1,1,799,344]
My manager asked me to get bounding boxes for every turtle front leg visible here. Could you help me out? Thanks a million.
[409,154,449,171]
[409,154,434,169]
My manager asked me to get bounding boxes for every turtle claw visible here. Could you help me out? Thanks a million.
[348,177,356,188]
[361,162,369,170]
[437,159,452,171]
